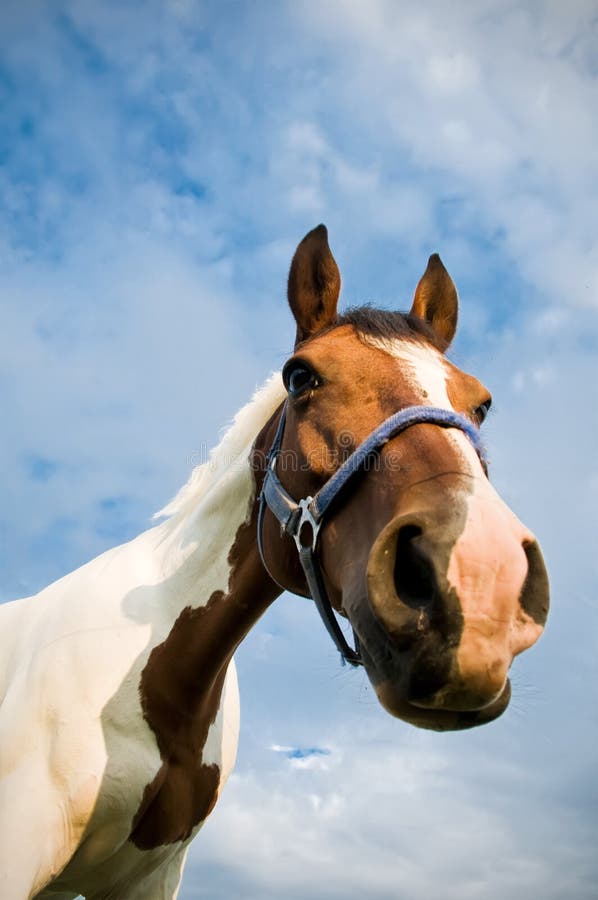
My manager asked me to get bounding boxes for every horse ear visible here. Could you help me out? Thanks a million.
[287,224,341,346]
[410,254,458,348]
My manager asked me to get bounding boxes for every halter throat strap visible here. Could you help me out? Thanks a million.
[258,403,487,667]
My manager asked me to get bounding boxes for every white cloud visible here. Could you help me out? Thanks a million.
[187,733,593,900]
[0,231,269,597]
[291,0,598,309]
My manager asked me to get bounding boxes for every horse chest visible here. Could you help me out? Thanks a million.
[52,660,239,896]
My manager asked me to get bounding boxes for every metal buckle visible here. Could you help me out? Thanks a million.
[293,497,322,553]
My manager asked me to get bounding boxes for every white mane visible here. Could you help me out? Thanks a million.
[156,371,285,523]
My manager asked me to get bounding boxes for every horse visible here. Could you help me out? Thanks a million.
[0,225,549,899]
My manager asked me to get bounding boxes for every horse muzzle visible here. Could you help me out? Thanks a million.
[364,488,549,729]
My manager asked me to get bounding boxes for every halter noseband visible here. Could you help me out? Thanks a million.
[257,403,488,667]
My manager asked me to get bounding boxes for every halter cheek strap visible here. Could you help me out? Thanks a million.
[257,404,488,667]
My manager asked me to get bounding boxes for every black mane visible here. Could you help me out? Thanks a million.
[302,305,446,351]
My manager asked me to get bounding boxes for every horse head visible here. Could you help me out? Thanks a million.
[256,225,549,732]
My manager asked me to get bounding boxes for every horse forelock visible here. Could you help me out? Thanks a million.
[296,306,448,353]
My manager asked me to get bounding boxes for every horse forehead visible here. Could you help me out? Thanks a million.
[308,327,451,392]
[302,328,468,422]
[361,336,453,407]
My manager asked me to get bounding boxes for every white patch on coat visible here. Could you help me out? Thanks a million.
[203,659,240,778]
[0,372,286,897]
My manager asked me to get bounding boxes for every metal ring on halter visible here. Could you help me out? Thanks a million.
[293,498,322,553]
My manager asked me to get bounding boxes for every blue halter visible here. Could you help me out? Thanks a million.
[258,404,487,666]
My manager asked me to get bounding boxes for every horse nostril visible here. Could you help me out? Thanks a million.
[367,515,447,646]
[520,539,550,626]
[393,524,438,611]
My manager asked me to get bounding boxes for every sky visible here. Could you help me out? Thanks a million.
[1,0,597,897]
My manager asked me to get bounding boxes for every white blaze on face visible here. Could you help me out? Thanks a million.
[367,337,543,700]
[365,337,482,473]
[380,340,453,407]
[446,473,543,700]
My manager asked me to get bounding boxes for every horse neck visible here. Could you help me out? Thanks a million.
[149,441,279,686]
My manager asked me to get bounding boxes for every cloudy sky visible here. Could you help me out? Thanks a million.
[1,1,596,897]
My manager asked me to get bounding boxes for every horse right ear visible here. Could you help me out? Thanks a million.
[287,224,341,346]
[410,253,458,348]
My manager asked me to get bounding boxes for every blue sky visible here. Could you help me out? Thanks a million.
[1,1,597,897]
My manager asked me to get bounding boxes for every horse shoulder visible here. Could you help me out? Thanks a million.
[0,534,168,869]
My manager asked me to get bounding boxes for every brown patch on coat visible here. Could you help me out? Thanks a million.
[130,596,228,849]
[131,503,279,849]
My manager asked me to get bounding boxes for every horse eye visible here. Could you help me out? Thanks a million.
[475,399,492,424]
[283,362,318,397]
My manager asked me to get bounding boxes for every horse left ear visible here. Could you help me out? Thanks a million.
[410,254,458,348]
[288,224,341,346]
